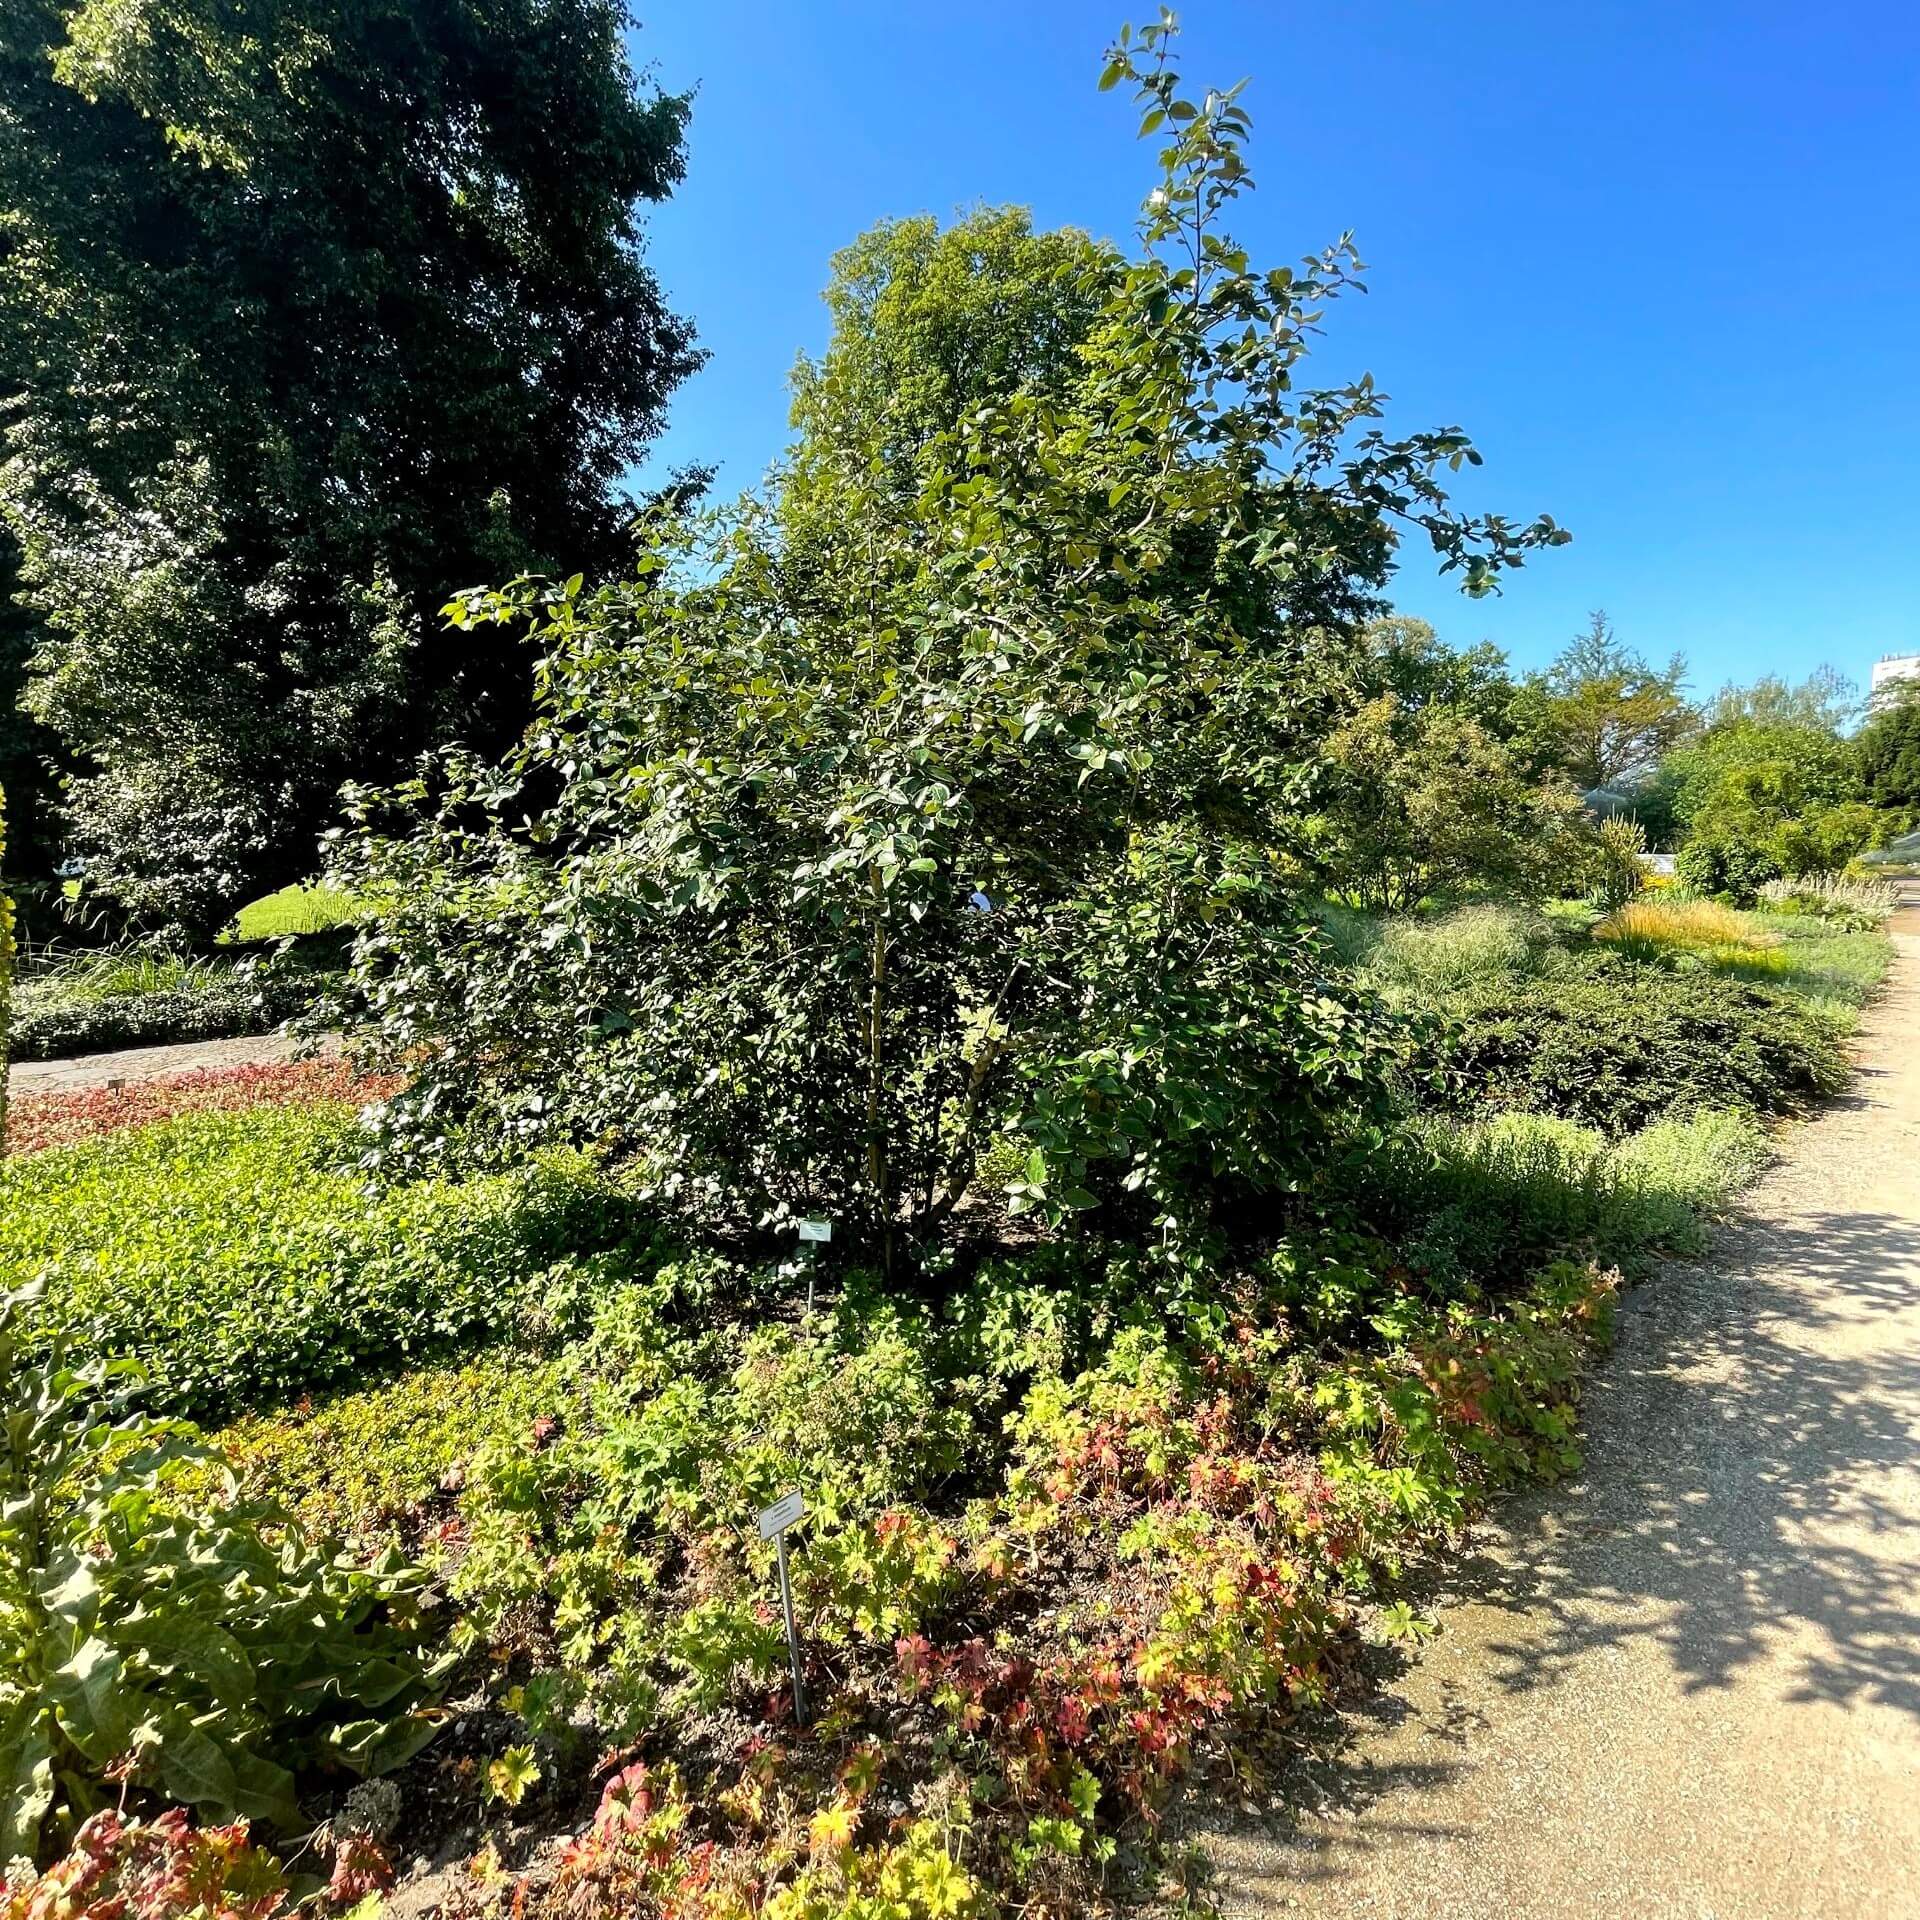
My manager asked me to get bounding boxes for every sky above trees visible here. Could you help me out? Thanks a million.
[628,0,1920,691]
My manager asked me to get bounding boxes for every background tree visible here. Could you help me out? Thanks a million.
[783,208,1113,507]
[1520,610,1693,795]
[1701,664,1859,733]
[1312,622,1590,910]
[1857,681,1920,826]
[1659,674,1887,898]
[0,0,700,932]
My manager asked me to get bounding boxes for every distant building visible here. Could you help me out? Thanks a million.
[1870,652,1920,707]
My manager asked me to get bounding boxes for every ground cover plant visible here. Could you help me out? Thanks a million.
[0,1102,653,1416]
[5,1057,397,1156]
[0,1295,447,1863]
[1350,899,1863,1135]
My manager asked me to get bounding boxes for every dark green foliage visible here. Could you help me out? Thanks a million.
[10,960,318,1061]
[1675,832,1783,903]
[1435,948,1847,1134]
[1858,684,1920,821]
[0,0,699,932]
[0,1293,445,1862]
[0,1104,655,1416]
[0,532,63,884]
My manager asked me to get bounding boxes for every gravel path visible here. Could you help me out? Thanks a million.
[1205,920,1920,1919]
[6,1029,333,1096]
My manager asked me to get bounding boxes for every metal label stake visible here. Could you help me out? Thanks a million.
[797,1218,832,1314]
[758,1489,807,1728]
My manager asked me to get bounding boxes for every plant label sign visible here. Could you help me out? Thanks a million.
[797,1219,833,1244]
[758,1490,805,1539]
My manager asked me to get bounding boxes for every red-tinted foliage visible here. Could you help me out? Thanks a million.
[3,1809,290,1920]
[5,1060,402,1155]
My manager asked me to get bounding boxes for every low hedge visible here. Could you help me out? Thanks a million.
[11,973,320,1060]
[1437,948,1849,1134]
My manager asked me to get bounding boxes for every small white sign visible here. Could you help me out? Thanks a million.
[758,1490,805,1539]
[797,1219,833,1244]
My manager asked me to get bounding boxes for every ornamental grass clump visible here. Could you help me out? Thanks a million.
[1593,896,1760,957]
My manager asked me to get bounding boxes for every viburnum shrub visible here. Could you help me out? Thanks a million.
[323,11,1562,1272]
[0,1292,447,1863]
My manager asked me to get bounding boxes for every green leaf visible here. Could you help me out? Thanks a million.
[46,1638,135,1761]
[486,1744,542,1807]
[227,1751,305,1833]
[0,1696,55,1862]
[157,1717,240,1814]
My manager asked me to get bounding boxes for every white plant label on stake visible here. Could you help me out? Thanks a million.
[758,1490,805,1539]
[758,1490,809,1728]
[797,1219,833,1243]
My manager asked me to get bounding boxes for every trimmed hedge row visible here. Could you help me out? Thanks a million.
[11,973,319,1060]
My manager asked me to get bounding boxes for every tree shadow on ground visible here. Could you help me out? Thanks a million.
[1471,1201,1920,1723]
[1191,1183,1920,1888]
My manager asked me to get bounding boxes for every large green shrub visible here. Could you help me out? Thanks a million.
[0,1105,653,1417]
[0,1295,445,1862]
[1435,949,1846,1133]
[324,33,1566,1270]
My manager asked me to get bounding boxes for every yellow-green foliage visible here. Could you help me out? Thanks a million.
[1365,903,1556,994]
[0,1103,649,1417]
[225,881,365,943]
[1593,896,1759,953]
[213,1347,572,1542]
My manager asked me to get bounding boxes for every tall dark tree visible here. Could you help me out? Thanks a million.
[1858,681,1920,824]
[0,0,700,930]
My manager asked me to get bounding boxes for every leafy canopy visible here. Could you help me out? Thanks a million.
[1522,610,1693,795]
[329,14,1568,1269]
[0,0,699,931]
[1310,623,1592,911]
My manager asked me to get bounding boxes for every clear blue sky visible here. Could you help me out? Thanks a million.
[623,1,1919,694]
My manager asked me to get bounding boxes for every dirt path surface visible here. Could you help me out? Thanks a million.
[7,1029,334,1096]
[1206,920,1920,1920]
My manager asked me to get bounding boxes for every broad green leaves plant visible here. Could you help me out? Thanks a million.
[0,1292,449,1864]
[329,18,1561,1269]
